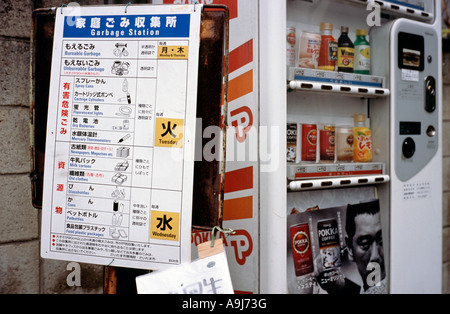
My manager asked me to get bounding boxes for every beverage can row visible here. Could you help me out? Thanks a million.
[287,122,354,163]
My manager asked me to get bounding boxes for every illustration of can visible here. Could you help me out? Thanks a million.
[336,126,354,162]
[301,123,317,161]
[287,27,296,67]
[320,125,335,161]
[290,223,314,277]
[317,219,341,269]
[287,123,297,162]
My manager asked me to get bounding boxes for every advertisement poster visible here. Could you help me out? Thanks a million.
[41,4,202,270]
[287,188,387,294]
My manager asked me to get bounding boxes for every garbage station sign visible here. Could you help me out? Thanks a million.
[41,4,202,270]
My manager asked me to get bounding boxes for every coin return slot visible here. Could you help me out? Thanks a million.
[321,85,333,91]
[301,83,313,89]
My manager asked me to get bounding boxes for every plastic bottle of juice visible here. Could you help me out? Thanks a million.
[353,114,372,162]
[337,26,354,73]
[317,23,337,71]
[354,29,371,74]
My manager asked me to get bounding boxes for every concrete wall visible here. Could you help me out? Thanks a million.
[0,0,449,294]
[0,0,104,294]
[442,52,450,294]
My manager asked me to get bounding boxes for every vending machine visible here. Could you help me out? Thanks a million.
[259,0,443,294]
[149,0,443,294]
[33,0,443,294]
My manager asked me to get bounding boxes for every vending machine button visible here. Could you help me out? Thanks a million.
[402,137,416,159]
[426,125,436,137]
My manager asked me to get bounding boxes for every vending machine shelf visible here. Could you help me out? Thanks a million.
[345,0,434,22]
[287,174,390,191]
[287,161,386,180]
[287,67,390,98]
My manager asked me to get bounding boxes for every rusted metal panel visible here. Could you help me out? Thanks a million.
[191,5,229,231]
[30,8,56,209]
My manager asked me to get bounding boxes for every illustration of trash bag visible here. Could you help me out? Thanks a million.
[111,61,130,76]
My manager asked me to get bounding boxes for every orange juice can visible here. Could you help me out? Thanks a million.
[353,127,372,162]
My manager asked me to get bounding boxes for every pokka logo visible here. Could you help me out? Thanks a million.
[192,229,253,266]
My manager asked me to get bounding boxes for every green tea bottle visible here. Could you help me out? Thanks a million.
[354,29,370,74]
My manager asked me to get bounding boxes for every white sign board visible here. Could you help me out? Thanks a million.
[41,4,202,270]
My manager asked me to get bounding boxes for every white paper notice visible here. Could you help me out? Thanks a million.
[41,4,202,270]
[136,251,234,294]
[401,69,419,82]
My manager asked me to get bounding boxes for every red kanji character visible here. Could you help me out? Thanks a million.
[56,184,64,192]
[58,161,65,169]
[55,206,63,214]
[61,109,69,117]
[62,101,69,108]
[63,82,71,90]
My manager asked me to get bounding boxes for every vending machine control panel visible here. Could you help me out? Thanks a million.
[373,20,440,182]
[372,19,440,181]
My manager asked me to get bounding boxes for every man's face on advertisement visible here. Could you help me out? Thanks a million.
[350,212,385,286]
